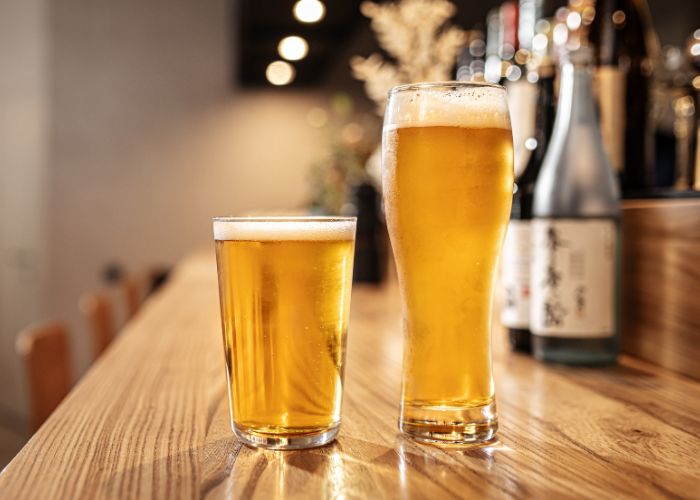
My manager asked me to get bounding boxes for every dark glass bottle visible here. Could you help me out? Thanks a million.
[501,58,556,352]
[692,86,700,190]
[351,182,384,284]
[589,0,657,195]
[531,47,621,364]
[685,32,700,191]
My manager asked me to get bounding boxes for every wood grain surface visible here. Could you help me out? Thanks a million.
[621,198,700,379]
[1,252,699,499]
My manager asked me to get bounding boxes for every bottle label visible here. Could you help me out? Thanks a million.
[530,219,616,337]
[596,66,626,173]
[501,220,531,329]
[506,80,538,178]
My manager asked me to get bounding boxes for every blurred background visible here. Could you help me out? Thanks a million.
[1,0,699,466]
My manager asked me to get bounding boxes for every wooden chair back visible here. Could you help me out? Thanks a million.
[79,292,114,360]
[16,322,72,432]
[120,275,141,320]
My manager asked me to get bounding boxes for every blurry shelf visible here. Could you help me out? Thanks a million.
[621,197,700,380]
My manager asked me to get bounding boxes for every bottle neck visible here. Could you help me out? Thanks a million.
[555,62,598,133]
[534,71,555,134]
[534,57,621,215]
[519,71,556,184]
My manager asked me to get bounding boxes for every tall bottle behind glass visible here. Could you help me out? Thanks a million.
[456,31,486,82]
[687,31,700,190]
[588,0,657,194]
[485,1,519,84]
[501,58,556,351]
[484,8,504,83]
[506,0,538,179]
[531,47,620,364]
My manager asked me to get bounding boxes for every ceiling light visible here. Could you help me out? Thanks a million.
[265,61,295,86]
[278,36,309,61]
[293,0,325,24]
[566,11,582,31]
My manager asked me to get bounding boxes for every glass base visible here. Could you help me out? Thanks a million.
[532,335,617,365]
[232,422,340,450]
[399,400,498,446]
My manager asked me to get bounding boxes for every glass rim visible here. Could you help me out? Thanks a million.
[388,81,505,96]
[212,216,357,223]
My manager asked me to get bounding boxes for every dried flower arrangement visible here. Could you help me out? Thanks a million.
[307,94,380,214]
[351,0,467,113]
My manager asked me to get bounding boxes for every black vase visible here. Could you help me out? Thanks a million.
[350,182,386,284]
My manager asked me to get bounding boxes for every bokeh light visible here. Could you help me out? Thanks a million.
[293,0,325,24]
[265,61,295,86]
[278,36,308,61]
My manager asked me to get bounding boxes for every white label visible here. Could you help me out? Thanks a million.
[501,220,531,329]
[530,219,616,338]
[506,79,538,178]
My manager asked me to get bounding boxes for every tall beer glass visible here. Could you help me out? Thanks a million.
[213,217,356,449]
[382,83,513,445]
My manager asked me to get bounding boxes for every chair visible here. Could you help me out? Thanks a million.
[120,275,141,320]
[145,265,170,295]
[15,322,72,432]
[79,292,114,360]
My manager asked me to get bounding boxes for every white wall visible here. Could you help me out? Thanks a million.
[49,0,326,379]
[0,0,327,423]
[0,0,50,424]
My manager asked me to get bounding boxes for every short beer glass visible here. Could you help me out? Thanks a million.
[213,217,356,449]
[382,83,513,445]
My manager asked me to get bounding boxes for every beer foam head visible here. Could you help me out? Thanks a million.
[384,82,511,130]
[213,217,356,241]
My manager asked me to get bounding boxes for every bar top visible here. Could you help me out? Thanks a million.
[2,252,699,498]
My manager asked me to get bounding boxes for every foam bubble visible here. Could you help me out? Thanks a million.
[213,217,356,241]
[383,82,510,131]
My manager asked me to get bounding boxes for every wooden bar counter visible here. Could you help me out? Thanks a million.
[1,252,699,499]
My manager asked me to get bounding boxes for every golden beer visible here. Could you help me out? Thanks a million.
[213,217,356,449]
[382,83,513,444]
